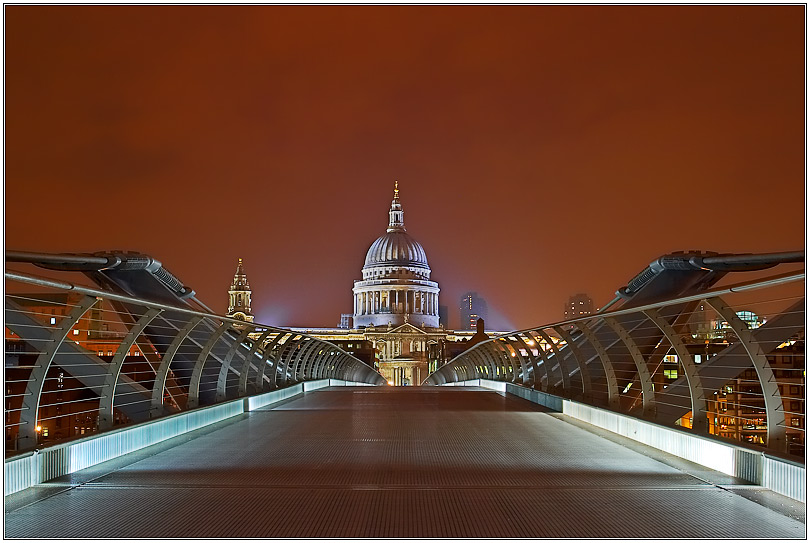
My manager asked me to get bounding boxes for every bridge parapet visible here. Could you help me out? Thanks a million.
[426,269,805,462]
[5,266,385,457]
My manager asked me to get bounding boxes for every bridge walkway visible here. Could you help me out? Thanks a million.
[4,387,805,538]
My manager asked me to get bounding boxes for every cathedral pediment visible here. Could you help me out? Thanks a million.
[388,323,427,335]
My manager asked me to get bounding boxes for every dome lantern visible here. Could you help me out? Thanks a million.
[388,180,405,232]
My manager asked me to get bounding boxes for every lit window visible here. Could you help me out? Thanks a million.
[664,369,678,379]
[73,329,80,336]
[107,351,113,356]
[98,351,103,356]
[50,317,57,325]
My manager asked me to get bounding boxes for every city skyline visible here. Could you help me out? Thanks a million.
[4,5,805,330]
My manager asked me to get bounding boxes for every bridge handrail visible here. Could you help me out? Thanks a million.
[5,270,385,455]
[425,271,805,459]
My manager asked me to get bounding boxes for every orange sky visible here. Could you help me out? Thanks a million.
[4,5,805,329]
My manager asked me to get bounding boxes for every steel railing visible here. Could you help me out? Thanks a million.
[5,270,385,455]
[425,271,805,458]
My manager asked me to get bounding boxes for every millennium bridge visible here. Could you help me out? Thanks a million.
[4,249,806,538]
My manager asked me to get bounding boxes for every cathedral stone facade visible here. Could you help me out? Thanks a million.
[349,183,445,385]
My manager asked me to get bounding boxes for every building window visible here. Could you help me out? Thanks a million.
[98,351,104,356]
[790,386,800,395]
[107,351,113,356]
[73,329,80,336]
[664,369,678,379]
[791,417,802,427]
[50,317,57,325]
[790,402,800,411]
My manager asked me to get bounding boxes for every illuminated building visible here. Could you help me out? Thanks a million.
[226,258,254,324]
[352,182,440,329]
[244,183,509,385]
[634,333,804,456]
[689,305,766,341]
[564,293,593,320]
[459,292,488,330]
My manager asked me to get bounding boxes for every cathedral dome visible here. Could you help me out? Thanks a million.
[353,182,440,330]
[363,231,429,270]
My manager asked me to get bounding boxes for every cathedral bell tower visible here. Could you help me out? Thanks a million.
[227,258,254,324]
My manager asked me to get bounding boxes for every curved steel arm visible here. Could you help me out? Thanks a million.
[237,328,274,395]
[552,326,592,398]
[215,326,254,402]
[188,322,231,408]
[602,316,655,416]
[150,316,204,415]
[18,295,99,448]
[99,307,163,429]
[702,296,786,450]
[574,321,619,408]
[643,308,708,433]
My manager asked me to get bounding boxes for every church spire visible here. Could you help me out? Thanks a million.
[388,180,405,232]
[227,258,253,324]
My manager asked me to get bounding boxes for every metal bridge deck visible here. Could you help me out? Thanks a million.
[4,387,805,538]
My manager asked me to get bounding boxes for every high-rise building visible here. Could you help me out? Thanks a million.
[459,292,488,330]
[564,293,593,320]
[227,258,254,324]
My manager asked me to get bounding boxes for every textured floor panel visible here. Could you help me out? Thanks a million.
[4,387,806,538]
